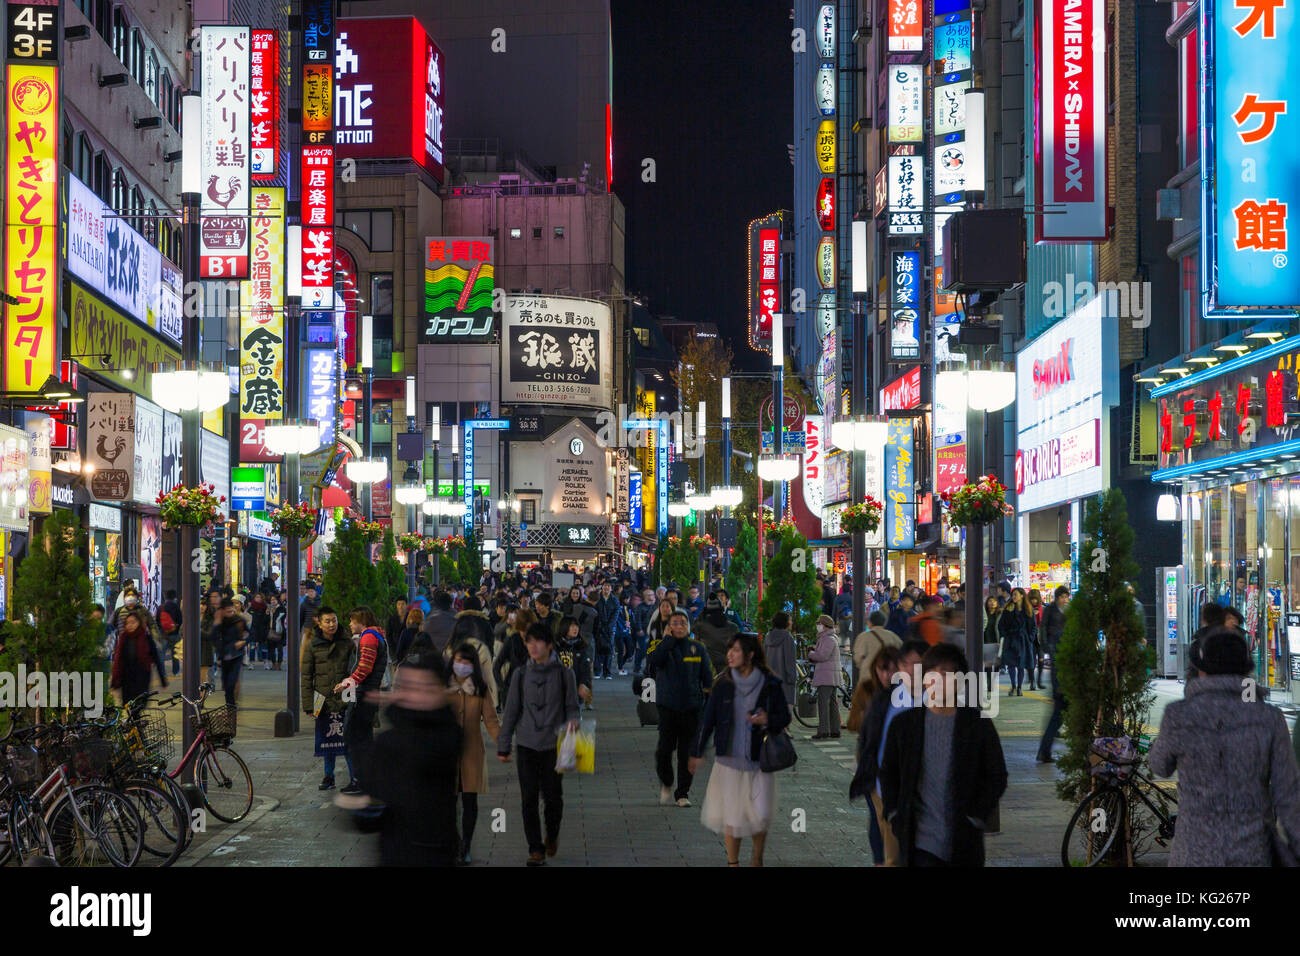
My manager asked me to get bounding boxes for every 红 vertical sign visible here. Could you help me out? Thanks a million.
[239,186,285,459]
[3,0,60,393]
[1035,0,1106,241]
[250,29,278,180]
[1202,0,1299,312]
[199,26,251,278]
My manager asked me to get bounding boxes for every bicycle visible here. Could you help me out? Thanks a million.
[154,682,254,824]
[1,717,145,867]
[1060,733,1177,867]
[793,640,854,729]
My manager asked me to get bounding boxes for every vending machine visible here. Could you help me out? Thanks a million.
[1156,566,1185,678]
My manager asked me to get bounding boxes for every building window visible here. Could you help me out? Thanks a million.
[520,499,537,524]
[145,199,157,244]
[145,49,157,102]
[370,273,394,316]
[63,123,73,170]
[130,186,143,232]
[131,30,145,86]
[554,226,564,238]
[509,227,522,239]
[77,134,92,183]
[95,0,111,43]
[93,153,110,203]
[532,227,542,239]
[113,9,128,65]
[342,209,393,252]
[112,169,127,215]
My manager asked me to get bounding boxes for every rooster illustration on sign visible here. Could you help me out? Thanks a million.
[97,434,127,465]
[207,175,241,209]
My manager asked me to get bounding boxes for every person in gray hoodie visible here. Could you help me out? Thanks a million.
[497,621,580,866]
[1148,628,1300,866]
[763,611,798,709]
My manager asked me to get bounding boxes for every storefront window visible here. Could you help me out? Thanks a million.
[1187,490,1204,593]
[1264,479,1287,689]
[1207,486,1228,605]
[1231,483,1258,626]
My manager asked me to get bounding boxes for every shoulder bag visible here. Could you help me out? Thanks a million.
[757,681,797,773]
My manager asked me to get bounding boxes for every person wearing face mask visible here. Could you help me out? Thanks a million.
[355,651,462,866]
[113,587,163,653]
[447,646,500,865]
[110,609,167,706]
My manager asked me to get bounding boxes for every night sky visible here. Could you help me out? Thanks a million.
[612,0,793,371]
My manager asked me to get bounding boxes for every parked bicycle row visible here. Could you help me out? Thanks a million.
[0,682,252,867]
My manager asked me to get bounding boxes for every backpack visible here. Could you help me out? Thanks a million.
[158,608,178,635]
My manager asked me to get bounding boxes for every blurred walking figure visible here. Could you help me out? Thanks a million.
[110,609,167,705]
[447,645,500,866]
[849,645,903,865]
[880,644,1008,867]
[689,633,792,867]
[497,622,580,866]
[358,651,462,866]
[1148,629,1300,866]
[852,610,900,691]
[763,611,798,709]
[809,615,842,739]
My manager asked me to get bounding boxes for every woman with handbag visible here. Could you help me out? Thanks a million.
[981,596,1001,695]
[998,589,1035,696]
[689,632,793,867]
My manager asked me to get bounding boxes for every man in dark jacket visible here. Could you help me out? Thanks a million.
[645,610,714,807]
[358,651,462,866]
[692,598,738,677]
[414,590,457,655]
[385,598,408,651]
[886,593,914,637]
[298,580,319,629]
[593,582,619,666]
[881,643,1007,866]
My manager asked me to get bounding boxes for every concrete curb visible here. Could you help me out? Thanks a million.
[174,795,282,867]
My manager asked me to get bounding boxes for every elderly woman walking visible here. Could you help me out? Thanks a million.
[1148,629,1300,866]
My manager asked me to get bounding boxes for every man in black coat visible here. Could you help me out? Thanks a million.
[881,643,1007,866]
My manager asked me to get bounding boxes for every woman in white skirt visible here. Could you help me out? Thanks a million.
[689,632,793,866]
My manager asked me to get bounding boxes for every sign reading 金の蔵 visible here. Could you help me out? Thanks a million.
[239,187,285,452]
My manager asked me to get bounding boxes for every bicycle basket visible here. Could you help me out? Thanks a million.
[128,712,176,765]
[56,736,116,782]
[1090,735,1139,766]
[192,704,237,744]
[3,744,42,791]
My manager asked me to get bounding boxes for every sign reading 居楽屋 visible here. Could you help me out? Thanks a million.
[1202,0,1299,314]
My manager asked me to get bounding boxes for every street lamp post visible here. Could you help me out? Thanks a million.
[831,415,889,640]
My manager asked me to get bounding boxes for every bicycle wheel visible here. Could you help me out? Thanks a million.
[148,771,192,850]
[1129,780,1178,864]
[793,677,816,728]
[46,785,144,868]
[121,779,186,867]
[1061,785,1127,867]
[7,795,54,864]
[196,745,253,823]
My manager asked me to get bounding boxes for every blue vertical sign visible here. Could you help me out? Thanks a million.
[885,419,915,549]
[890,250,922,359]
[657,420,668,543]
[629,470,643,534]
[462,426,474,532]
[1203,0,1300,314]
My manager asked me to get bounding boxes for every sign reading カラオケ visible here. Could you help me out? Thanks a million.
[502,296,612,411]
[199,26,251,279]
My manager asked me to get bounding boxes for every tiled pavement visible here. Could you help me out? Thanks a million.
[171,664,1170,867]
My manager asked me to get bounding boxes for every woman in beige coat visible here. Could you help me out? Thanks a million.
[448,644,500,866]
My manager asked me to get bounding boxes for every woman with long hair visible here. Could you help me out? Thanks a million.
[849,645,903,866]
[689,632,792,866]
[1026,588,1046,690]
[447,644,499,865]
[981,595,1002,694]
[110,608,167,706]
[493,606,537,706]
[998,588,1036,696]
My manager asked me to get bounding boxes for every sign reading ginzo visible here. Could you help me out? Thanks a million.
[1035,0,1107,242]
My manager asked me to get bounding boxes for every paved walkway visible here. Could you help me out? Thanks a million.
[165,663,1169,867]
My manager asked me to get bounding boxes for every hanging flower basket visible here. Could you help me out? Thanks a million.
[940,475,1015,528]
[355,519,385,543]
[155,483,226,531]
[269,501,318,538]
[397,532,424,552]
[840,495,883,535]
[421,537,446,554]
[666,535,683,548]
[440,534,466,552]
[687,534,715,551]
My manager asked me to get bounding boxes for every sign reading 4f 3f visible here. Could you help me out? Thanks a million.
[199,26,251,279]
[1203,0,1299,314]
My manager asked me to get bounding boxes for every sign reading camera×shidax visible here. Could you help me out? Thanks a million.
[501,295,613,411]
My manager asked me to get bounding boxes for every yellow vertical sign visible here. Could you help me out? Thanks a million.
[4,64,58,392]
